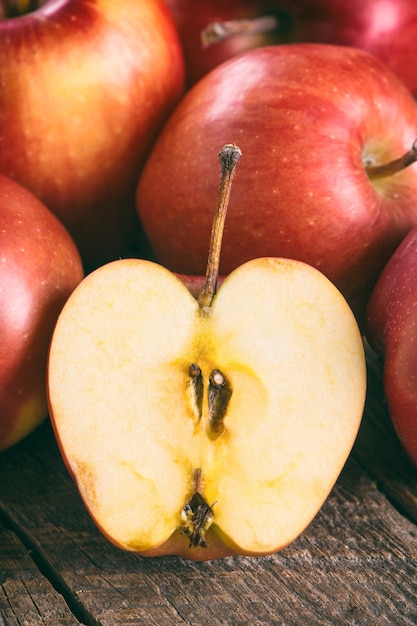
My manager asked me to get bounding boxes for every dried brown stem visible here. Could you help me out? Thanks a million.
[201,15,279,47]
[197,144,242,311]
[366,139,417,181]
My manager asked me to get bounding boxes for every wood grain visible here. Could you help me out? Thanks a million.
[0,347,416,625]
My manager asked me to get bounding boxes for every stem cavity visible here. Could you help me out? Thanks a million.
[366,139,417,181]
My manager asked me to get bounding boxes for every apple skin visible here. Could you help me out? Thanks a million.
[164,0,281,86]
[136,43,417,321]
[0,0,185,269]
[164,0,417,92]
[0,173,84,451]
[177,273,225,300]
[365,226,417,467]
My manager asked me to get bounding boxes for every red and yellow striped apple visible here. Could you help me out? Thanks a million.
[0,0,185,269]
[0,173,83,451]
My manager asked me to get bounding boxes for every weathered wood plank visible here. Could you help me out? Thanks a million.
[0,521,80,625]
[0,351,416,625]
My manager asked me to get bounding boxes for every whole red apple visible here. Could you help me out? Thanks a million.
[0,173,84,451]
[365,226,417,467]
[136,44,417,321]
[165,0,417,92]
[0,0,185,269]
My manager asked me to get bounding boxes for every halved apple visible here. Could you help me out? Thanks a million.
[47,145,366,560]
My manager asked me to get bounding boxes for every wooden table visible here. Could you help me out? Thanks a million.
[0,349,416,625]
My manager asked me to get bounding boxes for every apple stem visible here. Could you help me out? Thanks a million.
[197,144,242,311]
[366,139,417,181]
[201,15,279,47]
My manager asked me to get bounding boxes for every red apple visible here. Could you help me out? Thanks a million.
[136,44,417,321]
[164,0,280,86]
[0,0,185,269]
[365,226,417,466]
[165,0,417,92]
[0,173,84,451]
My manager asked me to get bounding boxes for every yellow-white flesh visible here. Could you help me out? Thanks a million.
[48,257,366,556]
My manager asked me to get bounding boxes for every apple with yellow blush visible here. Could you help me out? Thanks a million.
[0,173,83,451]
[0,0,185,269]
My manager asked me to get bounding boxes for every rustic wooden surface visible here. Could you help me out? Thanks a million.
[0,349,416,625]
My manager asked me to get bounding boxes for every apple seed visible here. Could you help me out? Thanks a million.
[187,364,233,434]
[208,369,233,435]
[188,363,204,419]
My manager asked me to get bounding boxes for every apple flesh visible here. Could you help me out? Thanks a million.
[365,226,417,467]
[165,0,417,92]
[137,44,417,321]
[0,173,84,451]
[47,256,366,560]
[0,0,185,269]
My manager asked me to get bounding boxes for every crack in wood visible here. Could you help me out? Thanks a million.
[0,347,416,624]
